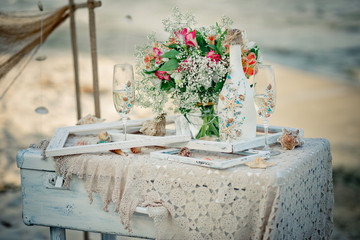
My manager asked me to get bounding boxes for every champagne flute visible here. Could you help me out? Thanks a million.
[113,64,135,141]
[253,65,280,156]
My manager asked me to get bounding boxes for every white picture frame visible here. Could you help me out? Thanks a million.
[151,148,270,169]
[45,116,190,157]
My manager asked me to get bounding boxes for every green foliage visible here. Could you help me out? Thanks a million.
[195,30,208,54]
[158,59,179,71]
[160,79,175,92]
[161,49,180,59]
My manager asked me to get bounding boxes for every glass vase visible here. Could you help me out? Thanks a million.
[185,104,220,140]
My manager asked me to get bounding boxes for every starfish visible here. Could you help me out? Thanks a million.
[245,157,274,169]
[223,95,243,113]
[220,122,235,140]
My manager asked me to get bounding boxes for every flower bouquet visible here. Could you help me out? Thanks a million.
[135,8,261,139]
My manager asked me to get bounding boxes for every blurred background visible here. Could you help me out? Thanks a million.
[0,0,359,239]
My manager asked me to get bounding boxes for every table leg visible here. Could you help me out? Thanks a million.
[50,227,66,240]
[103,234,117,240]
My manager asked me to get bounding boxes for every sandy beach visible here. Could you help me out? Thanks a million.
[1,0,360,238]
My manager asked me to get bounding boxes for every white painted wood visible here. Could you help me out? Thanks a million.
[151,149,270,169]
[46,134,191,157]
[103,234,116,240]
[47,128,70,152]
[46,116,185,157]
[173,122,304,153]
[17,148,56,171]
[20,168,156,238]
[50,227,66,240]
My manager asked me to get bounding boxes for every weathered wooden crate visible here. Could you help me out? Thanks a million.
[16,148,155,239]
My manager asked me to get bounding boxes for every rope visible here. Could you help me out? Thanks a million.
[224,29,244,46]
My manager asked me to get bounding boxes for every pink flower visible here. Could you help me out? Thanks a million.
[153,47,161,57]
[152,48,162,64]
[155,71,170,81]
[206,50,221,63]
[174,28,188,42]
[185,30,198,48]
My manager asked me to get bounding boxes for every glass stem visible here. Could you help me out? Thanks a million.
[263,119,270,151]
[122,116,127,141]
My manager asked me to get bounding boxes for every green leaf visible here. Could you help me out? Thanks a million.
[143,69,157,74]
[195,30,207,54]
[160,79,175,92]
[158,59,178,71]
[220,28,228,40]
[208,44,220,55]
[161,49,180,59]
[216,40,223,56]
[167,44,180,49]
[214,78,225,92]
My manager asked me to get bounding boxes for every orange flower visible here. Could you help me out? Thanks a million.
[208,35,215,45]
[246,66,258,76]
[225,44,230,54]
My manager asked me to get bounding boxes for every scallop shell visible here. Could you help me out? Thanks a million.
[245,157,274,169]
[75,140,88,146]
[277,128,305,150]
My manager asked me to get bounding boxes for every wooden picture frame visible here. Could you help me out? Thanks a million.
[151,148,270,169]
[173,116,304,153]
[46,116,191,157]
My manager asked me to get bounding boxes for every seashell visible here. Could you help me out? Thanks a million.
[239,94,245,100]
[75,140,88,146]
[267,84,272,90]
[219,94,225,101]
[110,149,128,156]
[140,113,166,136]
[76,114,105,125]
[98,131,111,142]
[127,81,131,87]
[179,147,191,157]
[131,147,142,154]
[277,128,305,150]
[228,118,234,123]
[245,157,274,169]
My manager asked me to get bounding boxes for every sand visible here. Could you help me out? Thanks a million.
[0,53,359,239]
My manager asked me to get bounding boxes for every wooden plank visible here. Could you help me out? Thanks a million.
[47,128,70,152]
[50,227,66,240]
[103,234,116,240]
[169,140,233,152]
[21,169,156,238]
[45,116,182,157]
[46,134,191,157]
[18,148,56,171]
[151,149,269,169]
[65,115,179,134]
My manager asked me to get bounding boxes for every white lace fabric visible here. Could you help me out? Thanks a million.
[55,138,333,239]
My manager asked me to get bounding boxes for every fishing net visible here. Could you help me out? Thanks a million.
[0,6,70,99]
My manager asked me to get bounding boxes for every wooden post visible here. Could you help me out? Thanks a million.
[69,0,82,120]
[87,0,101,118]
[50,227,66,240]
[102,234,116,240]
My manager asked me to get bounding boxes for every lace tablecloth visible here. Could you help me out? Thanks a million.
[55,138,333,240]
